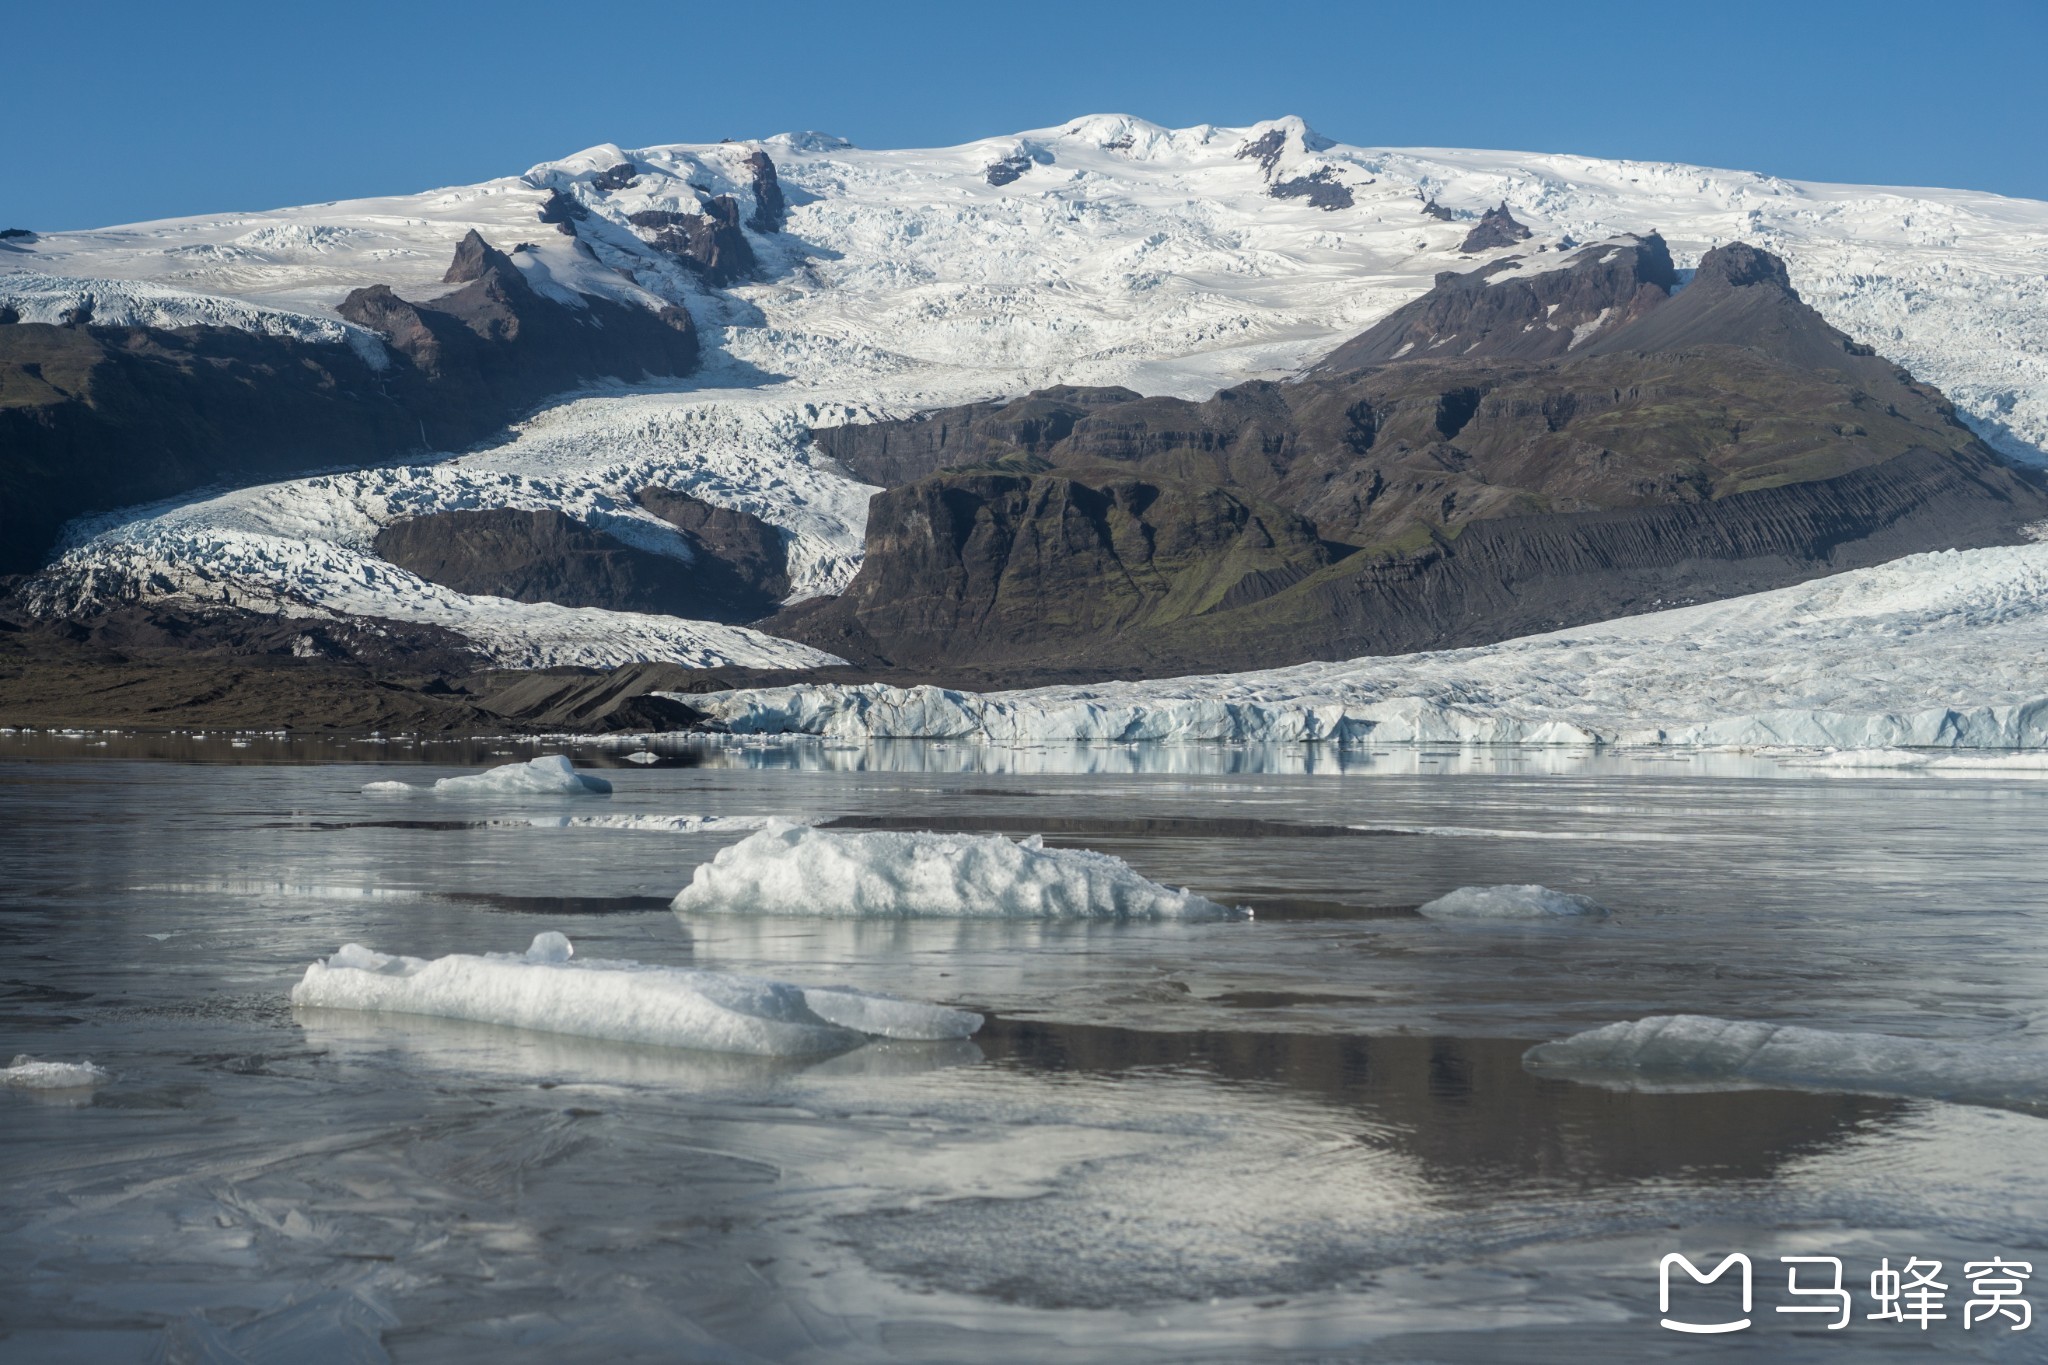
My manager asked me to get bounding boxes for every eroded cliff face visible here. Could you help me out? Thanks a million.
[774,238,2048,676]
[374,491,789,625]
[0,231,700,576]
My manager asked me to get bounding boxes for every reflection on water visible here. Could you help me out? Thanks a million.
[2,748,2046,1360]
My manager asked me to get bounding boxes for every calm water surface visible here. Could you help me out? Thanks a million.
[2,735,2045,1362]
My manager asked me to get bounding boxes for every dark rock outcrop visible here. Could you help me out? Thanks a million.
[1236,129,1288,178]
[765,239,2048,676]
[373,509,701,618]
[984,152,1035,187]
[1420,197,1455,222]
[590,162,638,192]
[635,486,790,611]
[1314,234,1677,372]
[811,385,1142,487]
[1460,202,1534,252]
[742,150,786,233]
[628,198,756,285]
[1270,169,1354,210]
[537,189,586,234]
[375,496,786,623]
[1,235,700,575]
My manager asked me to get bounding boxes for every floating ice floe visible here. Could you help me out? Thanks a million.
[363,755,613,796]
[1416,884,1610,920]
[672,822,1238,920]
[516,814,781,832]
[290,932,983,1057]
[2,1055,111,1090]
[1524,1014,2048,1114]
[1776,747,2048,773]
[623,752,663,765]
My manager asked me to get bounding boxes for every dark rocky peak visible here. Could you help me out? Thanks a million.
[1235,119,1333,180]
[1419,196,1455,222]
[1313,233,1678,374]
[590,162,638,192]
[1459,202,1534,252]
[0,228,34,240]
[741,149,786,233]
[537,189,587,235]
[442,230,522,286]
[1580,241,1906,385]
[628,197,756,287]
[1270,168,1354,210]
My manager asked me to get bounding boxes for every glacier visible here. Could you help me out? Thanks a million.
[682,542,2048,749]
[12,114,2048,664]
[1416,885,1609,920]
[1523,1015,2048,1115]
[289,933,983,1056]
[671,821,1238,919]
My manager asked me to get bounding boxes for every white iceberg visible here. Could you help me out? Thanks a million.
[2,1055,111,1090]
[672,822,1237,920]
[1416,884,1610,920]
[1523,1015,2048,1114]
[289,933,982,1057]
[363,754,613,796]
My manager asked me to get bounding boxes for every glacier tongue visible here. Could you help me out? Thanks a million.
[682,543,2048,749]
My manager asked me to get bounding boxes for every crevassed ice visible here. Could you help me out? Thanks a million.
[289,933,983,1057]
[2,1055,111,1090]
[1416,885,1609,920]
[679,544,2048,750]
[1523,1014,2048,1114]
[671,821,1237,920]
[363,755,613,796]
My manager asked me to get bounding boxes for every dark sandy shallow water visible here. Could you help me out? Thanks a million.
[2,735,2045,1361]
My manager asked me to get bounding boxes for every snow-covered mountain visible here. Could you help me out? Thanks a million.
[9,114,2048,668]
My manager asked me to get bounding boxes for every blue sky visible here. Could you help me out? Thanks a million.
[10,0,2045,229]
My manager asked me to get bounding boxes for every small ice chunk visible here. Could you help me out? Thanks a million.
[362,755,613,796]
[3,1055,111,1090]
[1525,1014,2048,1114]
[524,931,574,964]
[290,936,982,1056]
[1416,884,1609,919]
[672,821,1237,919]
[624,751,663,765]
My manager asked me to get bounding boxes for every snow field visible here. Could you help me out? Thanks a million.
[671,821,1238,919]
[289,933,983,1057]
